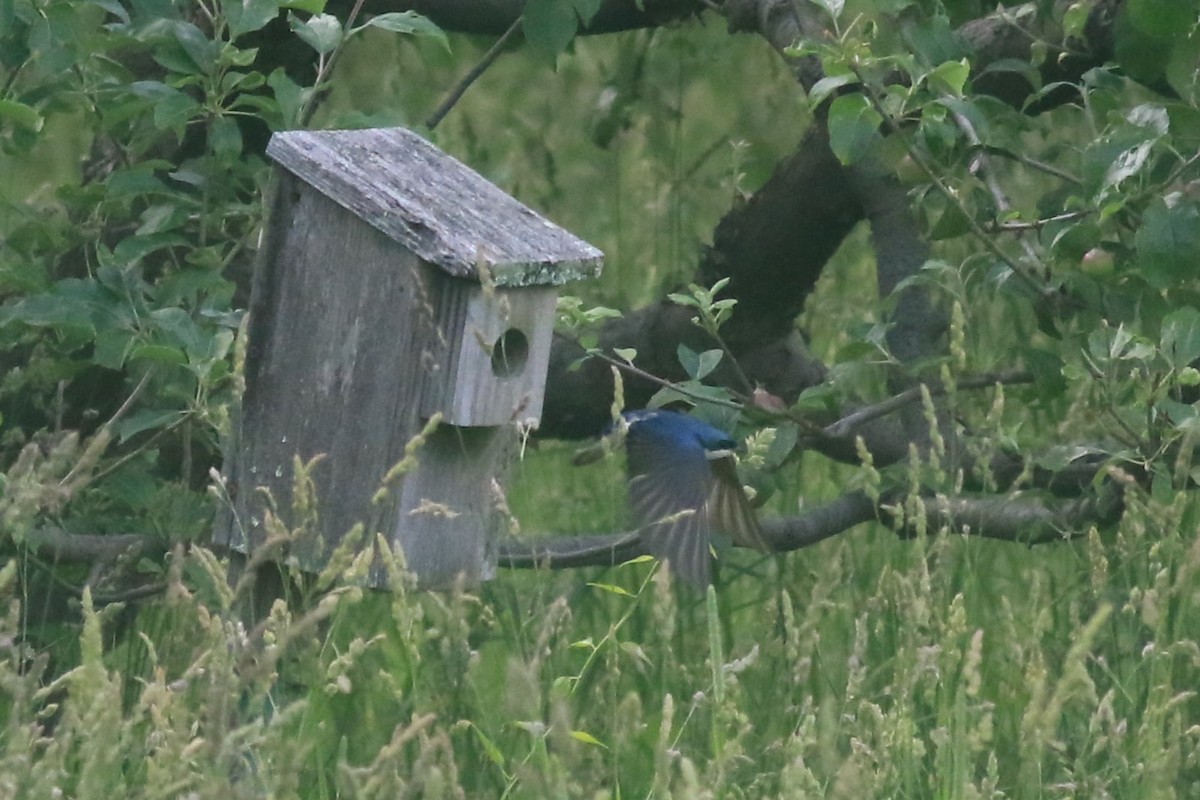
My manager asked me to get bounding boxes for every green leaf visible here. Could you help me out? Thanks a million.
[150,307,204,353]
[695,349,724,381]
[99,464,161,509]
[93,328,135,369]
[171,21,218,73]
[1024,348,1066,396]
[524,0,578,58]
[1126,0,1196,39]
[355,11,449,52]
[290,12,342,55]
[827,93,883,165]
[1136,200,1200,289]
[569,729,608,748]
[267,68,306,127]
[1127,103,1169,134]
[105,164,170,198]
[764,423,800,469]
[925,58,970,97]
[280,0,325,12]
[116,409,184,441]
[465,722,508,770]
[1165,30,1200,103]
[587,581,633,597]
[0,99,44,132]
[677,344,723,380]
[792,382,840,413]
[113,233,189,265]
[209,115,242,158]
[222,0,280,36]
[3,279,103,332]
[808,0,844,21]
[569,0,603,25]
[978,58,1043,95]
[129,344,188,365]
[647,381,734,412]
[1103,139,1154,193]
[1063,1,1091,39]
[152,89,201,131]
[903,13,965,66]
[929,201,971,240]
[807,74,856,109]
[1161,307,1200,369]
[1035,444,1110,473]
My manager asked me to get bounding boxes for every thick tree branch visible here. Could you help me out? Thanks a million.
[881,486,1125,545]
[497,482,1122,569]
[23,527,158,563]
[540,1,1124,443]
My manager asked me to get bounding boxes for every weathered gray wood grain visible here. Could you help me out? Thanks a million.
[267,127,603,287]
[220,127,604,588]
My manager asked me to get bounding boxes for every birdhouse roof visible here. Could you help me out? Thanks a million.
[266,127,604,288]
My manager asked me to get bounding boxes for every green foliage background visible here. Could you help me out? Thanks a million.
[0,0,1198,797]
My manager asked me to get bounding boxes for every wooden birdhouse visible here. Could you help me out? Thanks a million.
[215,127,603,588]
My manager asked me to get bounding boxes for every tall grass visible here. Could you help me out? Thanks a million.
[3,440,1197,798]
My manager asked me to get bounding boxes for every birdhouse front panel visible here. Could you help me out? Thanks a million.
[420,278,557,428]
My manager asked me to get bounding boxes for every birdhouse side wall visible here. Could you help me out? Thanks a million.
[226,178,445,572]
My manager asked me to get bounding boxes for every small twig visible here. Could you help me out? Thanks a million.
[818,369,1034,441]
[24,553,167,605]
[947,101,1046,273]
[709,326,756,395]
[426,16,524,130]
[88,416,185,486]
[979,146,1081,185]
[107,369,154,430]
[59,370,154,490]
[988,211,1090,232]
[591,349,746,410]
[299,0,369,128]
[1078,354,1153,453]
[54,381,65,432]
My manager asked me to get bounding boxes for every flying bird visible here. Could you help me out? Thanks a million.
[619,409,770,587]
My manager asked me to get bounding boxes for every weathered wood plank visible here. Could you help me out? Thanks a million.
[224,187,437,568]
[420,281,557,427]
[267,128,604,288]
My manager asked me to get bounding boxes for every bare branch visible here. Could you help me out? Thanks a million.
[25,527,158,563]
[426,15,524,129]
[817,370,1034,442]
[881,487,1124,545]
[497,482,1121,570]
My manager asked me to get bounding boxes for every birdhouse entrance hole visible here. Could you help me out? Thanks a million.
[491,328,529,378]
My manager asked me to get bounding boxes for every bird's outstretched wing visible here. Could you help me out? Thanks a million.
[625,419,713,587]
[707,455,771,554]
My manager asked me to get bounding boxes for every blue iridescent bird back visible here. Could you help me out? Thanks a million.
[621,410,768,587]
